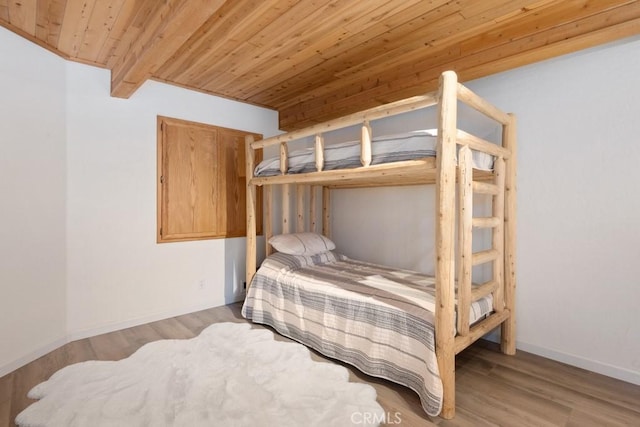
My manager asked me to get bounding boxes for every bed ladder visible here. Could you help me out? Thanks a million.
[455,147,506,339]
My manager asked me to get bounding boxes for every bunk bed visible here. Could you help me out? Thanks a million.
[242,71,517,420]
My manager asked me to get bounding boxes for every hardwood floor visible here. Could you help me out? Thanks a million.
[1,303,639,426]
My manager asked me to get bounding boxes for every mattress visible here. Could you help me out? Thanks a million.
[254,130,494,176]
[241,251,494,416]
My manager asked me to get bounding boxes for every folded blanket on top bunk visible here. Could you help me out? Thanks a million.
[254,130,494,177]
[241,250,494,416]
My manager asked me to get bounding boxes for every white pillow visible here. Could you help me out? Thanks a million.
[268,232,336,255]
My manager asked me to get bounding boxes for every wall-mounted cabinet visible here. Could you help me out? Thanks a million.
[157,116,262,243]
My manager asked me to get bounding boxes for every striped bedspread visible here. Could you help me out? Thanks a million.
[241,251,493,416]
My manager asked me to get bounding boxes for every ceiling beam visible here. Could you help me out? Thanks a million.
[110,0,226,99]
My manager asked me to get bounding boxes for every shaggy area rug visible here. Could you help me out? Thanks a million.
[16,322,384,426]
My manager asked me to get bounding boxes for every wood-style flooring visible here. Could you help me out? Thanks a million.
[1,303,639,426]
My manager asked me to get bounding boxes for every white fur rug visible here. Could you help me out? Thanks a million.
[16,322,384,426]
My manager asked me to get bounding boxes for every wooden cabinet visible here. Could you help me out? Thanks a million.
[157,116,261,243]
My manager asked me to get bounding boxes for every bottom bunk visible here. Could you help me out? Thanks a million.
[241,245,494,417]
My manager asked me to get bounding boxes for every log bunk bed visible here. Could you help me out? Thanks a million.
[242,71,517,419]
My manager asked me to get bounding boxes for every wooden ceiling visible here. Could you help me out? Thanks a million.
[2,0,640,130]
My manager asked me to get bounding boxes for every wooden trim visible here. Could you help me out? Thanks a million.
[310,186,318,233]
[456,83,511,125]
[282,184,291,234]
[472,180,500,195]
[296,184,305,232]
[492,157,506,313]
[265,185,273,256]
[361,120,372,166]
[250,158,438,187]
[472,248,500,266]
[280,142,289,174]
[471,279,499,302]
[245,134,257,289]
[455,310,511,354]
[473,216,501,228]
[322,186,331,238]
[501,114,518,356]
[315,134,324,172]
[0,20,81,64]
[435,70,458,420]
[456,145,473,336]
[456,130,511,159]
[156,117,164,243]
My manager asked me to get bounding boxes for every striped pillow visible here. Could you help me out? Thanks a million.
[269,232,336,255]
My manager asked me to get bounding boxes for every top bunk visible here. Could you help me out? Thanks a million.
[245,71,514,189]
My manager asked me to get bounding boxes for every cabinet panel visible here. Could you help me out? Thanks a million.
[157,116,262,243]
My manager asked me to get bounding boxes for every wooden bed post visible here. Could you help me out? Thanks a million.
[456,145,473,336]
[361,120,372,166]
[322,186,331,238]
[435,70,458,420]
[282,184,291,233]
[501,114,518,355]
[296,184,305,232]
[265,185,274,257]
[315,134,325,171]
[245,135,257,289]
[310,186,318,233]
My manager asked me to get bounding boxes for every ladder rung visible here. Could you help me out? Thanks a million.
[471,280,499,302]
[473,217,501,228]
[472,249,500,266]
[472,181,499,195]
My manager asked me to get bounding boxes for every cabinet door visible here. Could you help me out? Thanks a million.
[157,116,261,243]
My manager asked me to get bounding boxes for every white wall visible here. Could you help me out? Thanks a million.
[333,36,640,385]
[65,64,279,339]
[0,26,279,375]
[467,36,640,385]
[0,27,68,374]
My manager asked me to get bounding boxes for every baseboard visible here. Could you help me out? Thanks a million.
[66,301,226,342]
[1,302,231,378]
[233,291,246,304]
[516,340,640,386]
[0,335,67,378]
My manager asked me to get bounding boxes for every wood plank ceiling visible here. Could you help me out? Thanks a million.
[1,0,639,130]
